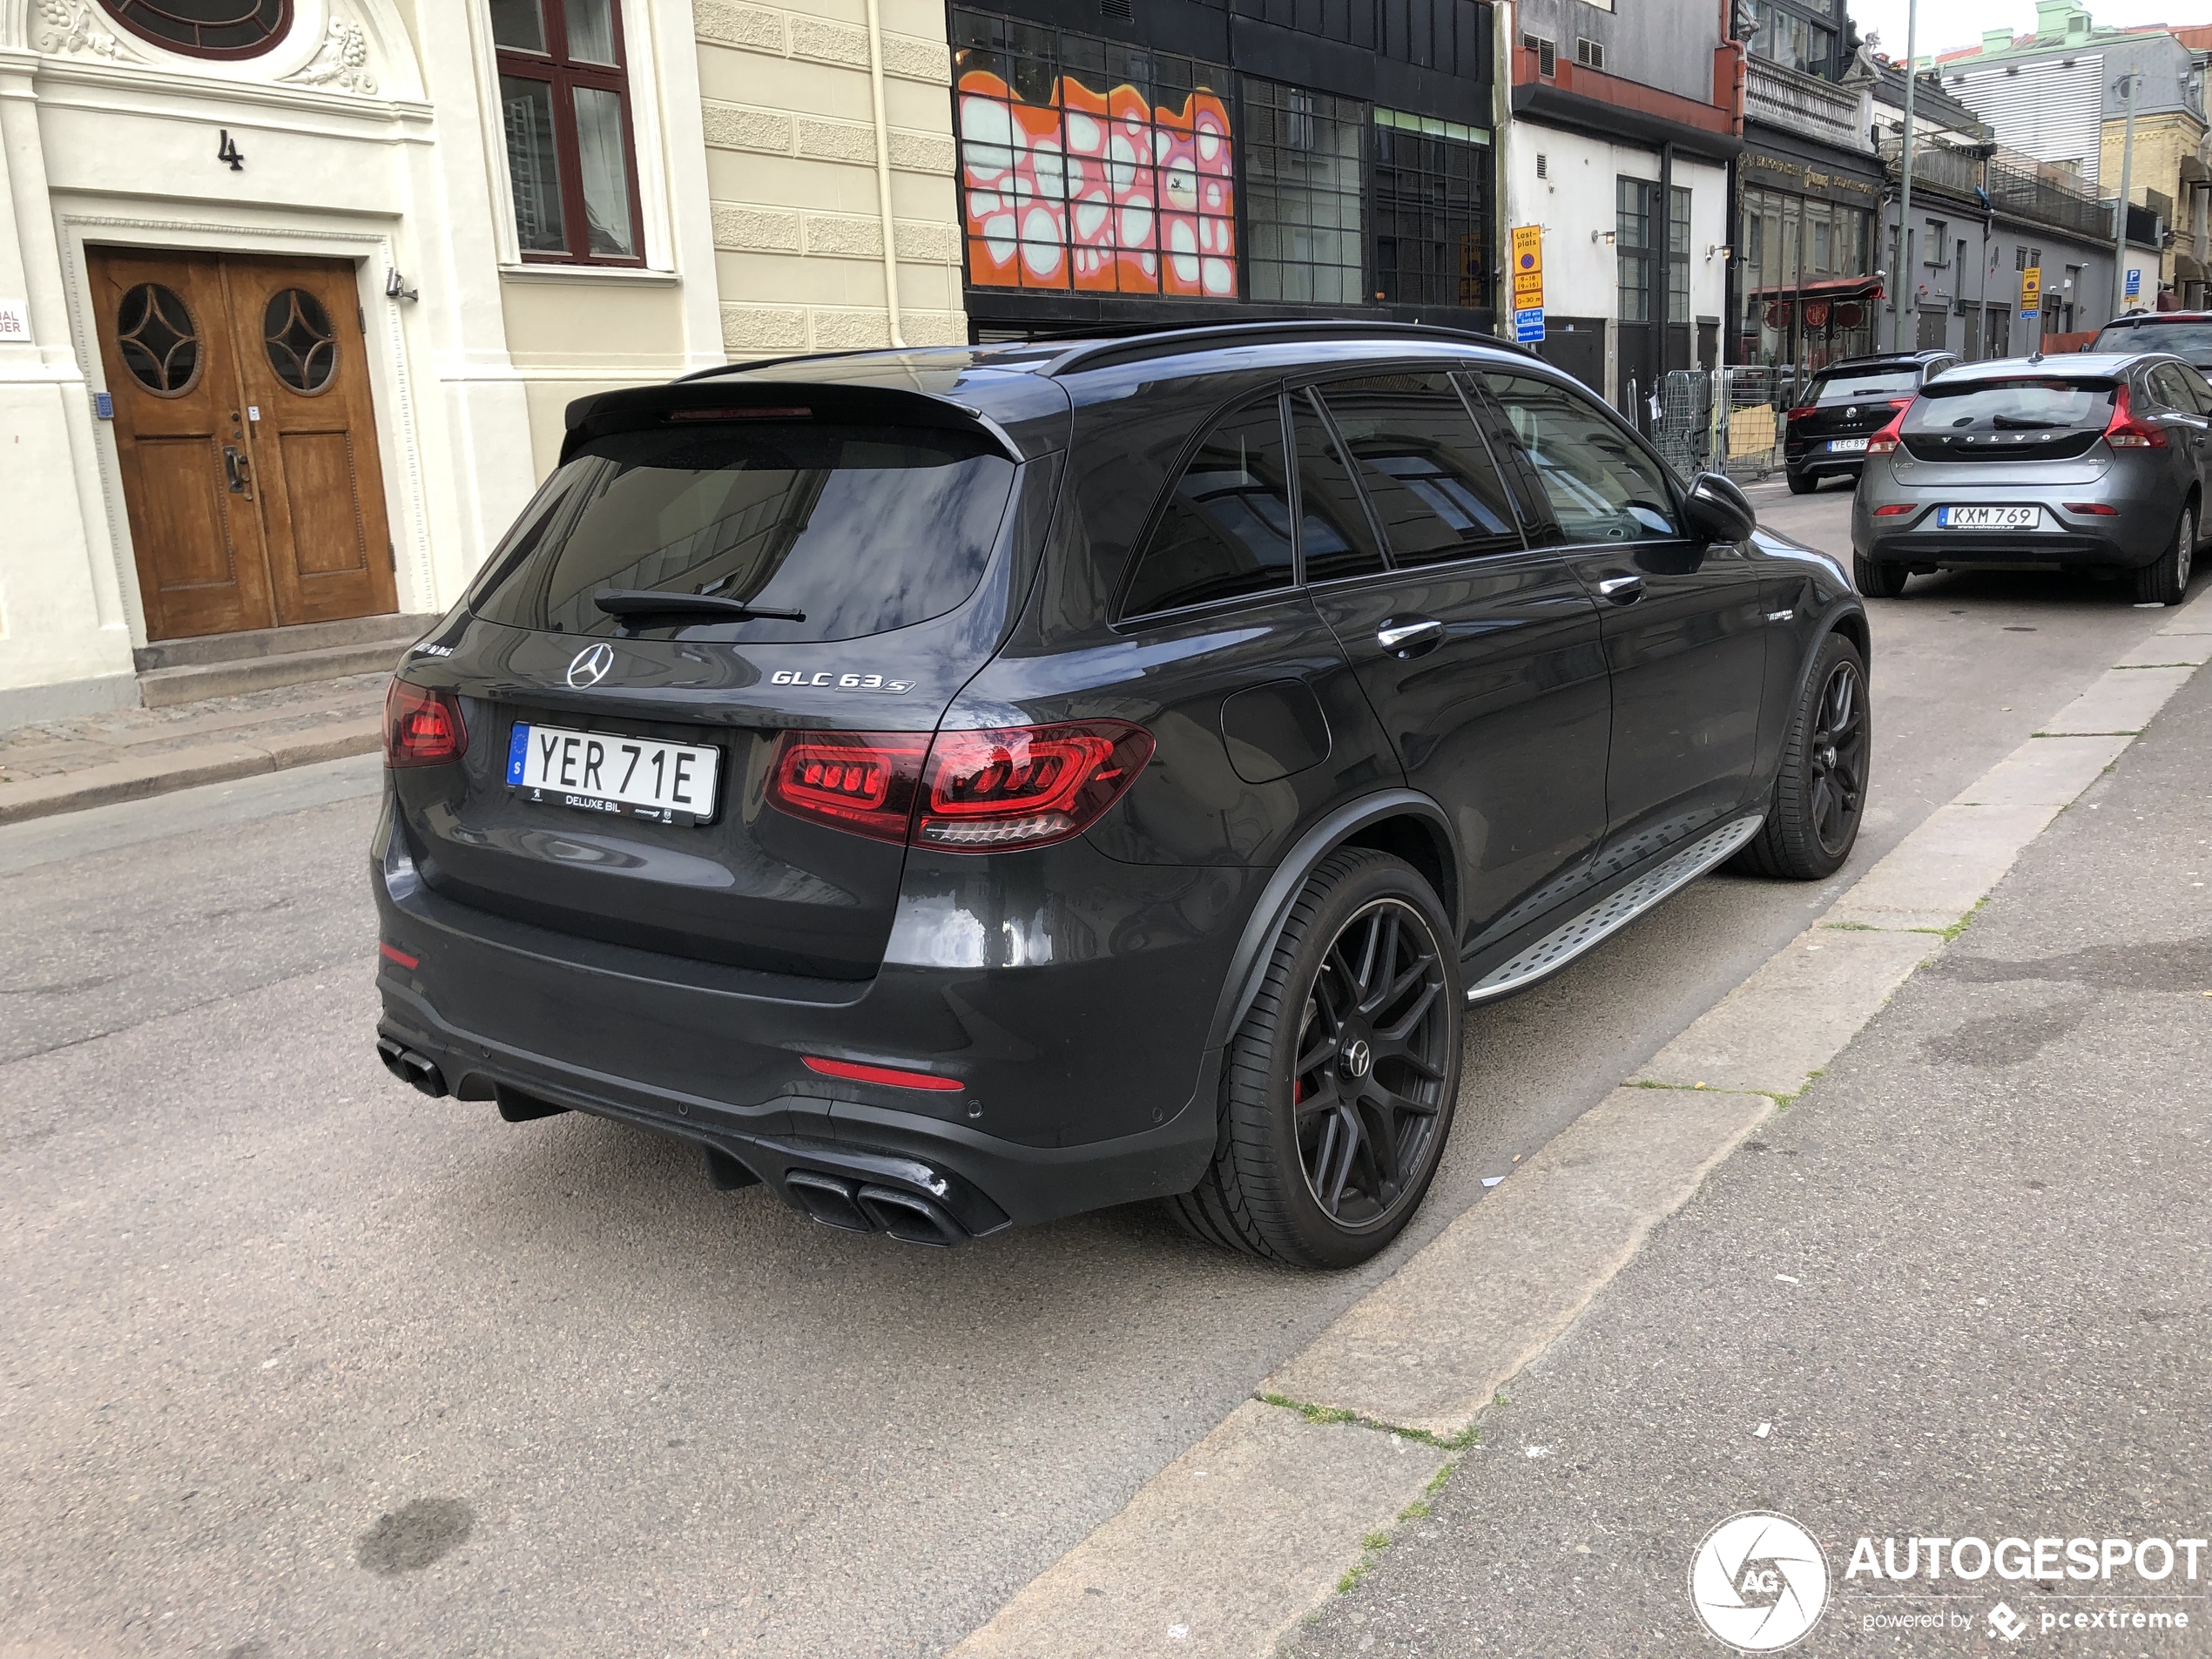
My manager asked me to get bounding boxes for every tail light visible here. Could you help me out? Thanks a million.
[384,681,467,767]
[2104,384,2168,449]
[802,1055,962,1091]
[1872,503,1914,516]
[1786,405,1817,423]
[1865,410,1907,455]
[766,731,929,844]
[914,722,1155,849]
[2063,502,2119,516]
[766,720,1154,853]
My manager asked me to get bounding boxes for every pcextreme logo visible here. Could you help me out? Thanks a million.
[1689,1512,1831,1652]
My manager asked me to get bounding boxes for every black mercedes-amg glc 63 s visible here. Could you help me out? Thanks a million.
[373,323,1870,1267]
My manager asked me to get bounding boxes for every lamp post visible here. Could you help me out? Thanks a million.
[2109,64,2140,322]
[1897,0,1918,352]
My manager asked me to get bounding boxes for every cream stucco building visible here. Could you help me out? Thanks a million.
[0,0,970,728]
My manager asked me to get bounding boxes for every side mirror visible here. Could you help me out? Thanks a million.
[1683,471,1756,544]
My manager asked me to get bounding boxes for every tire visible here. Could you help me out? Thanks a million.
[1787,469,1817,496]
[2131,502,2195,607]
[1852,550,1909,598]
[1735,631,1871,881]
[1170,849,1462,1269]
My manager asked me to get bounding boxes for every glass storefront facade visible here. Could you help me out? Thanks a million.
[1734,170,1878,375]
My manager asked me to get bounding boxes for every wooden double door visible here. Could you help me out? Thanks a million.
[90,248,398,642]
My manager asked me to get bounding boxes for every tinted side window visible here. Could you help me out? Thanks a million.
[1315,374,1523,567]
[1122,395,1296,619]
[2178,365,2212,415]
[1479,373,1682,543]
[2149,364,2198,414]
[1289,391,1387,583]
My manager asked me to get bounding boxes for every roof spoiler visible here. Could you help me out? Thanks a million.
[559,381,1021,467]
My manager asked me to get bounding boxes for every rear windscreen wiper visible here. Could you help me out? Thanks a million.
[594,590,806,624]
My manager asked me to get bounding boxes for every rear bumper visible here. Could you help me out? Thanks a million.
[370,799,1236,1232]
[1784,443,1866,481]
[1852,497,2171,570]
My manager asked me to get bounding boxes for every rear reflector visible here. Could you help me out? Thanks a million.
[379,942,419,969]
[803,1055,964,1091]
[1872,503,1913,516]
[2063,502,2120,516]
[384,681,468,767]
[766,720,1155,853]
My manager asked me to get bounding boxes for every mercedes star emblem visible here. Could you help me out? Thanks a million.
[566,642,615,689]
[1342,1038,1374,1079]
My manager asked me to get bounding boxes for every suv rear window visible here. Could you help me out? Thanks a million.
[1902,378,2116,434]
[1809,367,1919,403]
[470,422,1016,642]
[2091,320,2212,357]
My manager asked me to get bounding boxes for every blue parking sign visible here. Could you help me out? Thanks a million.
[1514,307,1545,343]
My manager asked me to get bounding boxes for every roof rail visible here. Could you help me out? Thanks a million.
[1042,320,1539,377]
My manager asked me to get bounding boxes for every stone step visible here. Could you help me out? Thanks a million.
[137,640,414,707]
[133,612,435,674]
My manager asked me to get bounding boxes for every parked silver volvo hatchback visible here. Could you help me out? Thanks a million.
[1851,353,2212,604]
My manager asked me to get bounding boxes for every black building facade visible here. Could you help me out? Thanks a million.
[948,0,1501,338]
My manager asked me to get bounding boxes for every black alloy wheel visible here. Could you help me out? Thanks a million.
[1736,632,1871,881]
[2133,502,2196,606]
[1171,849,1463,1269]
[1291,897,1454,1229]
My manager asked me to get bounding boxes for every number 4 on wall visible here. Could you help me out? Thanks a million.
[217,130,244,172]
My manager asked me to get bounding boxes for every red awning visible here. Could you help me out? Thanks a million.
[1745,275,1884,302]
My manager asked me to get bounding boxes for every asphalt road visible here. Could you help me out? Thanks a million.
[0,481,2198,1658]
[1286,583,2212,1659]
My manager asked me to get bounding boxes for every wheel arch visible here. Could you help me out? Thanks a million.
[1205,791,1460,1050]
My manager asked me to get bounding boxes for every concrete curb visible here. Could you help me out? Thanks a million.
[947,584,2212,1659]
[0,718,381,826]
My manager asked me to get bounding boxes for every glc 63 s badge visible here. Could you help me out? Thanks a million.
[767,670,915,693]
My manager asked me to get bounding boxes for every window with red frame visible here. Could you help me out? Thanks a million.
[490,0,644,264]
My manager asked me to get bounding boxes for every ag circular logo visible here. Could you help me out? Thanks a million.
[1689,1512,1830,1652]
[566,642,615,689]
[1341,1039,1373,1079]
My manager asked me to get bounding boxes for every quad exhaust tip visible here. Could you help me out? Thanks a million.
[375,1036,448,1098]
[784,1170,967,1246]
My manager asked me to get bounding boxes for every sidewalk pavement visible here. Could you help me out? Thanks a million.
[1281,630,2212,1652]
[0,672,385,826]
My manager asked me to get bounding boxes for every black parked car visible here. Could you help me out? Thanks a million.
[1784,349,1956,494]
[374,323,1871,1268]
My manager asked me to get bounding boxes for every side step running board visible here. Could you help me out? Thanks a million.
[1467,813,1765,1004]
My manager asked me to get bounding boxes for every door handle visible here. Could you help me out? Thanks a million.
[1376,617,1445,656]
[222,444,254,501]
[1596,574,1644,604]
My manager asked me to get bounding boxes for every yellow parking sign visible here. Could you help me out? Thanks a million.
[1512,224,1543,307]
[2020,266,2042,319]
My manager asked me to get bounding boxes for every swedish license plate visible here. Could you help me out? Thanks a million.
[506,722,720,824]
[1827,436,1869,453]
[1937,505,2042,530]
